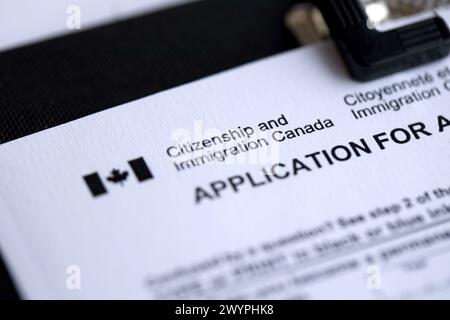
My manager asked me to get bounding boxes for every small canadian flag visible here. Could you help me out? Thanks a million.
[83,157,154,197]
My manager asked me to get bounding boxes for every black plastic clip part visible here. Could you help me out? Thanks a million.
[317,0,450,81]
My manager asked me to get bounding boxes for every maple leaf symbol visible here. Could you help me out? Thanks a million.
[107,169,129,186]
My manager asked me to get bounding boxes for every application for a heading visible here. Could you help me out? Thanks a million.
[1,8,450,299]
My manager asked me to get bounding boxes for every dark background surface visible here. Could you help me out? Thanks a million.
[0,0,300,299]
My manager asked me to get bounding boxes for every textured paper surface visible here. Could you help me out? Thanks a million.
[1,9,450,299]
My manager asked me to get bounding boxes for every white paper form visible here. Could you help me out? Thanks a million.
[1,8,450,300]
